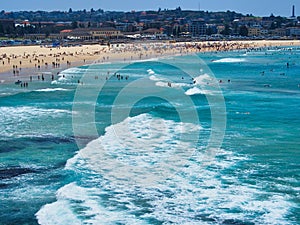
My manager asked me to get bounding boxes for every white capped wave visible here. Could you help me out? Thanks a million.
[185,87,207,95]
[35,88,70,92]
[66,113,201,184]
[36,114,203,224]
[149,75,161,81]
[0,106,70,120]
[172,82,192,88]
[131,58,159,63]
[51,79,76,86]
[193,73,214,85]
[155,81,191,88]
[0,106,71,138]
[36,182,146,225]
[147,69,155,75]
[36,114,295,225]
[59,67,87,75]
[213,58,246,63]
[155,81,169,87]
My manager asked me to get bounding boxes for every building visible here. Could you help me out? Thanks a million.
[115,22,135,32]
[60,27,122,40]
[270,28,287,37]
[239,17,262,27]
[134,22,144,32]
[24,33,61,40]
[188,20,207,37]
[261,17,275,29]
[248,27,261,37]
[91,27,122,39]
[142,28,166,39]
[287,28,300,38]
[260,29,269,36]
[217,25,225,34]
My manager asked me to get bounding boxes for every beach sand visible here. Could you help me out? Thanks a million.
[0,40,299,83]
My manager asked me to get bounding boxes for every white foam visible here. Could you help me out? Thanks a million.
[155,81,191,88]
[36,200,82,225]
[64,148,294,224]
[149,74,216,90]
[193,73,214,85]
[51,79,76,86]
[147,69,155,75]
[58,77,68,82]
[35,88,70,92]
[213,58,246,63]
[0,106,70,120]
[59,67,87,75]
[66,114,201,184]
[185,87,214,96]
[172,82,192,88]
[131,58,159,63]
[36,182,145,225]
[155,81,168,87]
[149,75,161,81]
[37,113,296,225]
[0,106,71,138]
[185,87,207,95]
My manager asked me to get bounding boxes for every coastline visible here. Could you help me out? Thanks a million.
[1,39,300,84]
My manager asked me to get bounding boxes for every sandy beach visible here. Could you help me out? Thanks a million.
[0,40,300,82]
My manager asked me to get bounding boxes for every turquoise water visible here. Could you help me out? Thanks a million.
[0,47,299,224]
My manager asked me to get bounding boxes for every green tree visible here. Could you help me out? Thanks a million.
[220,24,230,35]
[71,21,78,29]
[270,22,276,30]
[0,23,4,34]
[239,25,248,36]
[206,27,214,35]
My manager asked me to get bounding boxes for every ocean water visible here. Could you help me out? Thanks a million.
[0,47,299,225]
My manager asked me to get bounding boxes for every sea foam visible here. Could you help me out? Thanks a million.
[35,88,70,92]
[213,58,246,63]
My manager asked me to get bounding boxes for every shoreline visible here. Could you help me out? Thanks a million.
[1,40,300,84]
